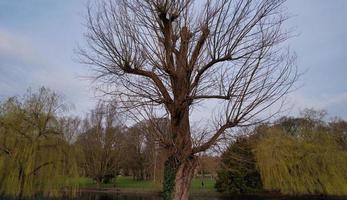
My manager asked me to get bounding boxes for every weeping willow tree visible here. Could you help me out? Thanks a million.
[0,88,79,199]
[255,126,347,195]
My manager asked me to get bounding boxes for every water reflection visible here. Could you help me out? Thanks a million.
[0,192,340,200]
[78,192,162,200]
[76,192,334,200]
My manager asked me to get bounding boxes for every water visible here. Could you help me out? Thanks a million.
[1,192,341,200]
[73,192,339,200]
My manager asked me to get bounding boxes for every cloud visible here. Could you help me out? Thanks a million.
[0,29,94,116]
[0,30,38,63]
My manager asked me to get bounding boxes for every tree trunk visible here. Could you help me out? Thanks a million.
[163,83,196,200]
[163,155,198,200]
[95,177,102,188]
[172,157,198,200]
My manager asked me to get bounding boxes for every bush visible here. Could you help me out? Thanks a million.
[215,137,262,194]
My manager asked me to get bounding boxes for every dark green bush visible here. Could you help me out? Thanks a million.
[215,137,262,194]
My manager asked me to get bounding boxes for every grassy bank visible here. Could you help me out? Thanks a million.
[79,176,216,192]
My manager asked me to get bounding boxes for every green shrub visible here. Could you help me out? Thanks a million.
[215,137,262,194]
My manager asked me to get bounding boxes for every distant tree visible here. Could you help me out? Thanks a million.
[328,118,347,150]
[140,118,171,182]
[80,0,297,199]
[196,155,220,188]
[215,136,262,194]
[58,116,81,144]
[120,125,146,180]
[76,102,122,186]
[300,108,327,123]
[255,120,347,195]
[0,88,78,199]
[120,119,169,181]
[215,110,347,195]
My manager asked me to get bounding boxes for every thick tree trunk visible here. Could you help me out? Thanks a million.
[163,77,197,200]
[163,156,198,200]
[172,157,198,200]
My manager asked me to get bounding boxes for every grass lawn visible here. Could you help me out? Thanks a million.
[190,177,215,191]
[78,176,215,192]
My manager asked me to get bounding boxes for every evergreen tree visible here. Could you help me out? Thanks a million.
[215,136,262,194]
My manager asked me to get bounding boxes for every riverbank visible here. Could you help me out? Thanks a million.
[77,176,347,200]
[77,188,347,200]
[78,187,222,197]
[78,176,216,192]
[2,177,346,200]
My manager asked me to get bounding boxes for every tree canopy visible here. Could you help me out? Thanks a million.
[79,1,297,199]
[0,88,79,198]
[76,102,122,185]
[255,117,347,195]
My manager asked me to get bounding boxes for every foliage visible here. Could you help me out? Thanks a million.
[0,88,79,198]
[163,156,179,200]
[255,125,347,195]
[215,137,262,194]
[329,119,347,149]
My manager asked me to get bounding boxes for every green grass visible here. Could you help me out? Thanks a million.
[78,177,97,187]
[190,178,215,191]
[114,176,161,190]
[78,176,215,191]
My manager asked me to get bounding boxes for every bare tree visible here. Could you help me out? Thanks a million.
[76,102,122,186]
[79,0,297,199]
[58,116,81,144]
[120,118,170,181]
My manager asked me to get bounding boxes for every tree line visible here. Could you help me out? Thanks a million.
[0,88,218,199]
[215,109,347,195]
[1,88,347,199]
[1,0,314,199]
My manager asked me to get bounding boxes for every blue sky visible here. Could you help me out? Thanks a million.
[0,0,346,120]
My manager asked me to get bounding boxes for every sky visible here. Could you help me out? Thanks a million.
[0,0,346,120]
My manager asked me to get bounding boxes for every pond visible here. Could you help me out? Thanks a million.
[65,192,342,200]
[77,193,332,200]
[1,192,343,200]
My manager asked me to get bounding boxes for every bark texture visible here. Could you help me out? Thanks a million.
[172,157,198,200]
[163,156,198,200]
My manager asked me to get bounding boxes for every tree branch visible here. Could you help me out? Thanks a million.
[192,121,236,154]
